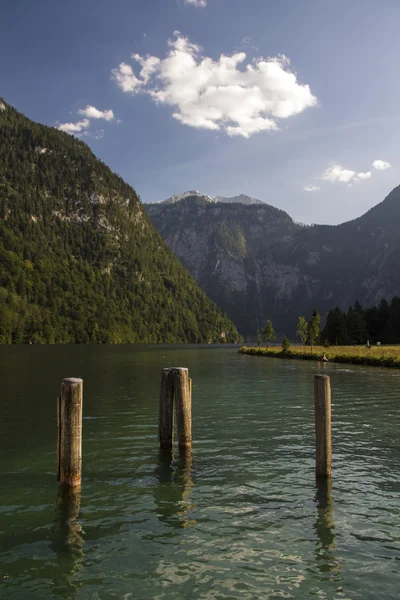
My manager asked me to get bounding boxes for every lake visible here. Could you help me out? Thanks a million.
[1,345,400,599]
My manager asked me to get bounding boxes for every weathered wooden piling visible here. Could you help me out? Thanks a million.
[173,368,192,449]
[314,374,332,478]
[57,378,83,486]
[159,367,192,449]
[159,368,174,450]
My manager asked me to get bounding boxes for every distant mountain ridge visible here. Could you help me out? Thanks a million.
[0,100,241,344]
[213,194,264,205]
[155,190,265,206]
[145,187,400,338]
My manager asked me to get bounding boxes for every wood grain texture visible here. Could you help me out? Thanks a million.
[159,368,174,449]
[173,368,192,449]
[314,374,332,478]
[58,378,83,486]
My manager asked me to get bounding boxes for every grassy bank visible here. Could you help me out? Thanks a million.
[239,345,400,368]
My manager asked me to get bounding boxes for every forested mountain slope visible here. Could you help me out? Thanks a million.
[0,100,240,343]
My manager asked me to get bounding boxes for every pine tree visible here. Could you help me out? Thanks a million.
[321,307,347,345]
[346,303,367,344]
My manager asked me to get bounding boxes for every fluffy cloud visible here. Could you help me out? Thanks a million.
[112,62,142,93]
[321,165,374,184]
[322,165,356,183]
[57,106,116,137]
[373,159,391,170]
[303,185,320,192]
[184,0,207,6]
[112,32,317,138]
[356,171,371,180]
[57,118,90,135]
[78,105,115,121]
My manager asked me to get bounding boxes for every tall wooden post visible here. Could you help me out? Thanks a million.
[159,368,174,450]
[173,368,192,449]
[314,374,332,478]
[159,367,192,449]
[57,378,83,486]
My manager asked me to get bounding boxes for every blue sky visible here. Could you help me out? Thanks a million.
[1,0,399,224]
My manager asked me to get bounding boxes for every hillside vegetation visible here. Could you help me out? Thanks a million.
[0,100,241,344]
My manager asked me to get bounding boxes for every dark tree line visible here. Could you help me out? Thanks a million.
[321,298,400,345]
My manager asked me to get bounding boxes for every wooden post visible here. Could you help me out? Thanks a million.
[173,368,192,449]
[159,367,192,449]
[159,368,174,450]
[314,374,332,478]
[57,378,83,486]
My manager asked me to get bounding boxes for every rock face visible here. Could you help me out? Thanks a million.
[145,189,400,338]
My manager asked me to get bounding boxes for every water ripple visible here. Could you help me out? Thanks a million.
[0,346,400,599]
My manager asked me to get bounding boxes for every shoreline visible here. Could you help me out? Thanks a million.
[239,346,400,369]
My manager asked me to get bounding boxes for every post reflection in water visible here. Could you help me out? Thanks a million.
[314,478,341,577]
[50,485,84,597]
[154,448,196,528]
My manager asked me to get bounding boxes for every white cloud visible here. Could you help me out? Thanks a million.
[78,105,115,121]
[356,171,371,180]
[57,118,90,135]
[373,159,391,170]
[322,164,356,183]
[321,164,374,185]
[112,32,317,138]
[184,0,207,6]
[57,105,117,137]
[303,185,320,192]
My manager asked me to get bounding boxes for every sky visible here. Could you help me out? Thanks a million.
[1,0,399,225]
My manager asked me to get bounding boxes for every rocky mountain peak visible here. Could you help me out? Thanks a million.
[152,190,267,207]
[213,193,265,205]
[156,190,214,205]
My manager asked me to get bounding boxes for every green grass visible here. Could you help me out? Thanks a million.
[239,345,400,368]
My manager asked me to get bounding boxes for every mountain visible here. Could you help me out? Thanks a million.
[145,188,400,338]
[158,190,214,205]
[213,194,264,205]
[0,100,241,344]
[157,190,265,206]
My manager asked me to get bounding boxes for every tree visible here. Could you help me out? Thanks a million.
[282,336,291,353]
[376,298,390,342]
[346,303,367,345]
[307,309,321,351]
[262,320,275,348]
[296,316,308,349]
[321,307,347,345]
[387,296,400,344]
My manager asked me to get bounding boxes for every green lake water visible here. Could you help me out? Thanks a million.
[1,345,400,599]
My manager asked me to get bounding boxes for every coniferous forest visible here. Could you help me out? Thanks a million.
[321,298,400,345]
[0,99,241,344]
